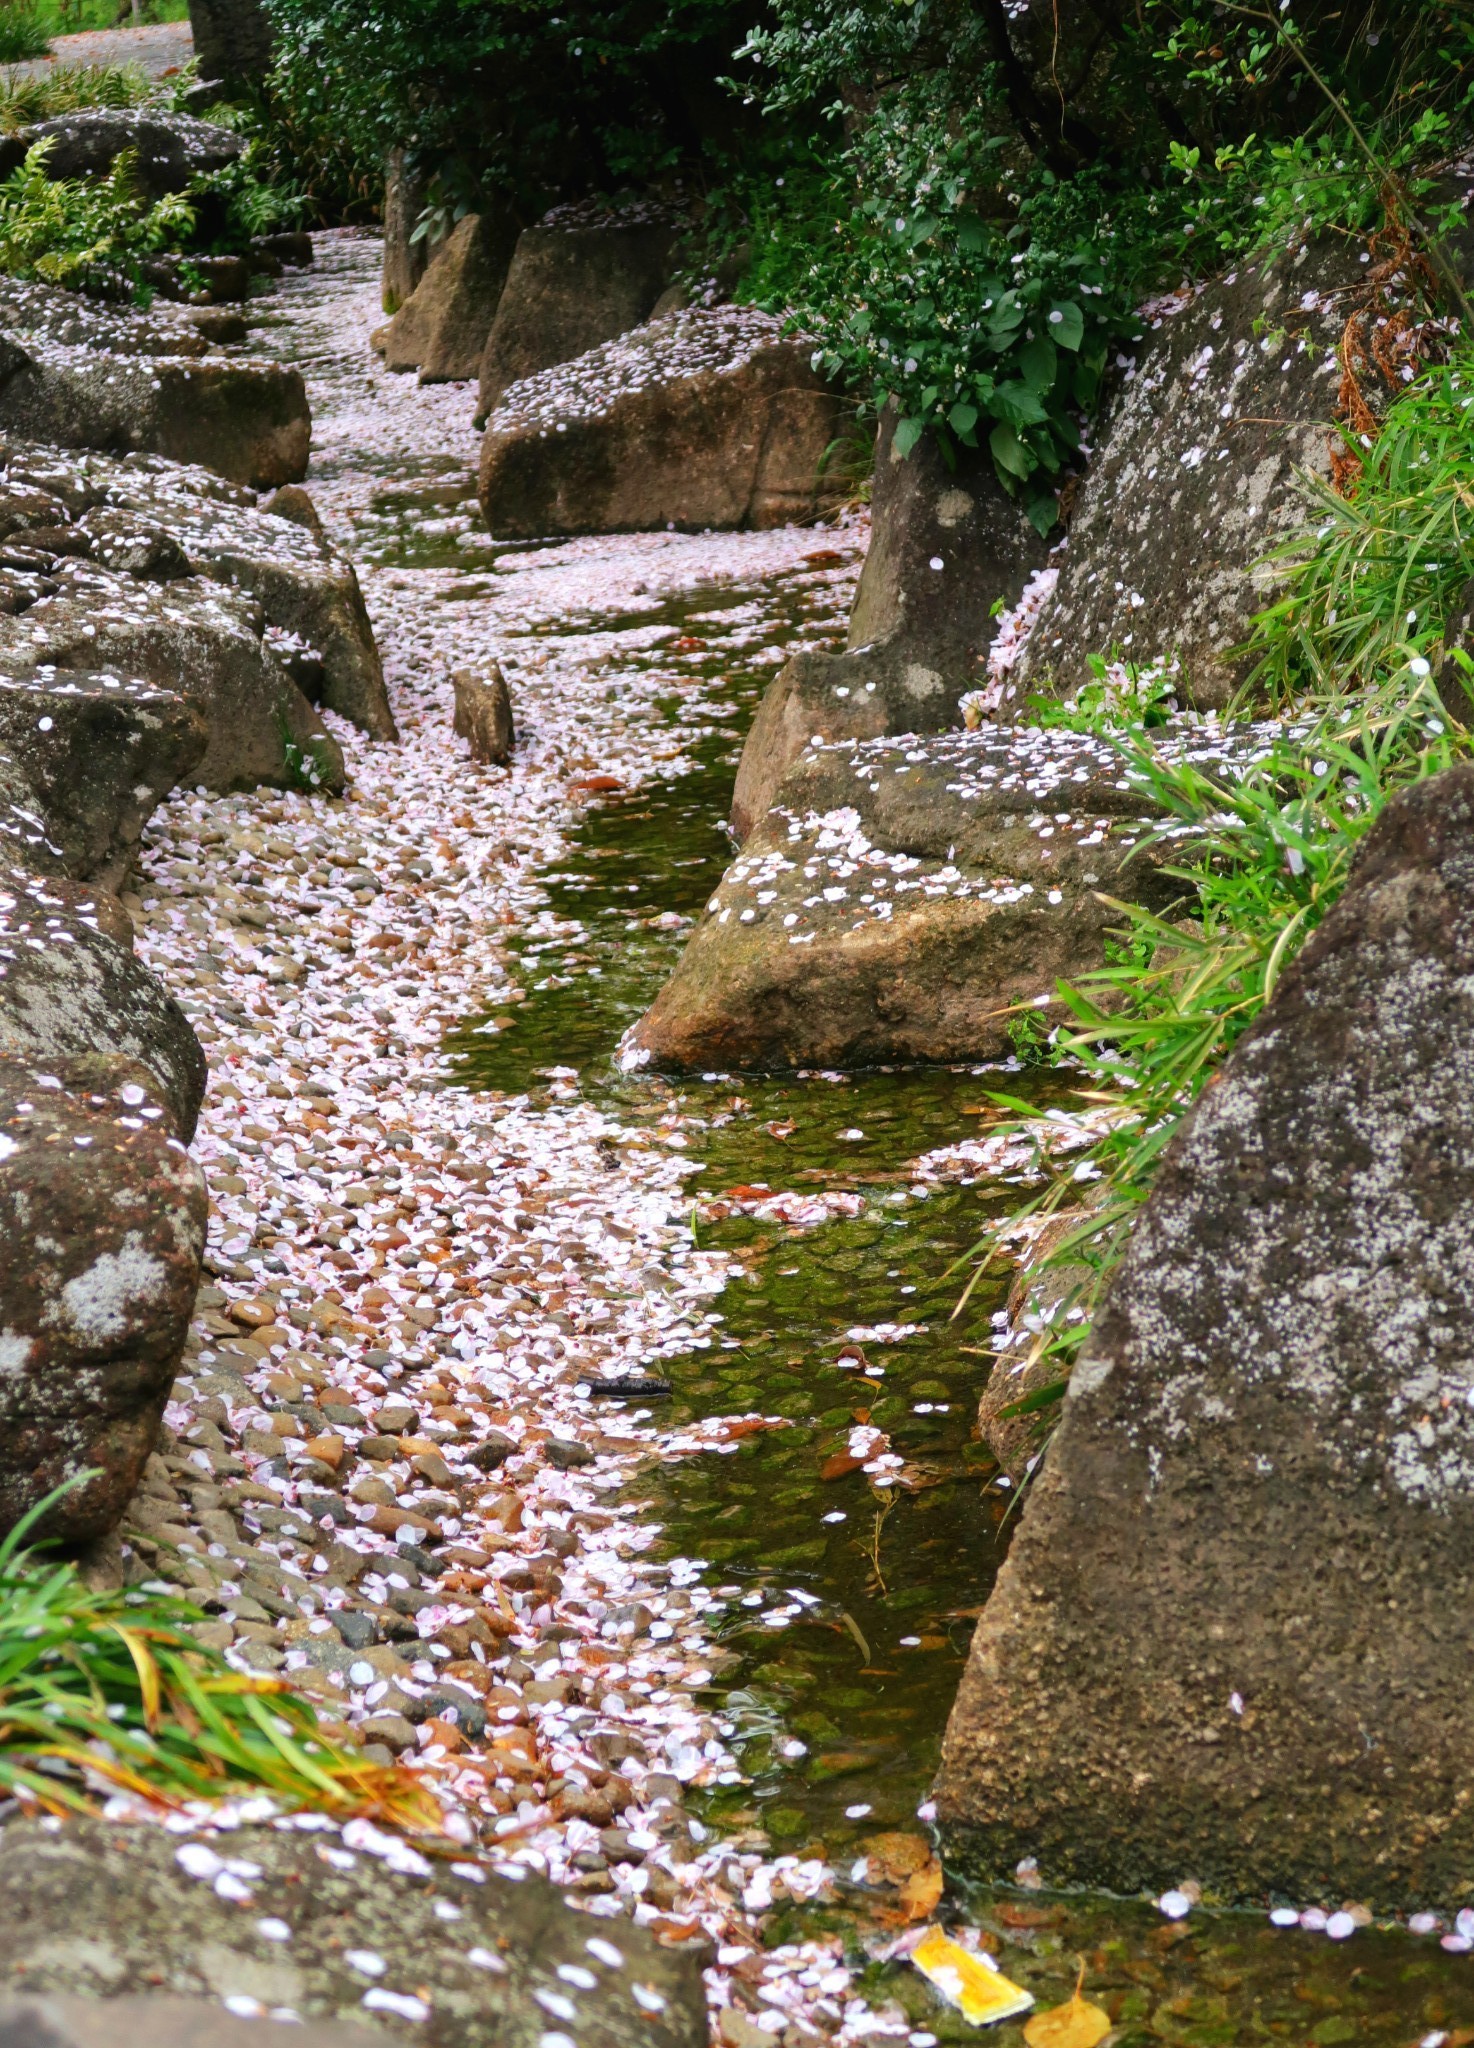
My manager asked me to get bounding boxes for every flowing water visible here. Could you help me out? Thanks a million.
[239,234,1474,2046]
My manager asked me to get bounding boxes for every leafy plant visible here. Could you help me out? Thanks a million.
[0,137,194,291]
[0,1481,440,1826]
[0,0,51,65]
[967,667,1470,1413]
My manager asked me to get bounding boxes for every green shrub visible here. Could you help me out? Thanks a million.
[0,137,194,291]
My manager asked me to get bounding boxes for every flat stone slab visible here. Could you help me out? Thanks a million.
[478,307,838,538]
[937,761,1474,1910]
[627,722,1190,1071]
[0,1818,706,2048]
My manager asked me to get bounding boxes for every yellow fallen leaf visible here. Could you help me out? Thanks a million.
[1022,1961,1111,2048]
[911,1927,1033,2025]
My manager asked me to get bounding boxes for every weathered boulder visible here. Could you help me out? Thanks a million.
[479,307,839,539]
[377,209,518,383]
[1010,241,1361,709]
[0,673,206,889]
[186,0,274,92]
[732,411,1042,838]
[474,202,680,426]
[452,661,514,765]
[0,1055,205,1541]
[381,147,431,314]
[0,567,346,795]
[627,724,1178,1072]
[0,280,310,489]
[0,1815,707,2048]
[0,444,393,741]
[937,761,1474,1909]
[0,1996,375,2048]
[0,110,243,199]
[0,870,207,1134]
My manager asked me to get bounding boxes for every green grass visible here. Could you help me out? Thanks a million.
[0,1481,443,1827]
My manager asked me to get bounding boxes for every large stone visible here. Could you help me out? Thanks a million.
[378,210,518,383]
[0,280,310,490]
[1,444,394,741]
[0,1054,206,1542]
[0,869,207,1135]
[627,724,1178,1073]
[0,673,206,890]
[1010,240,1361,709]
[0,1815,707,2048]
[479,307,839,540]
[0,110,243,199]
[186,0,274,92]
[0,567,347,796]
[936,761,1474,1909]
[731,412,1042,838]
[474,204,679,426]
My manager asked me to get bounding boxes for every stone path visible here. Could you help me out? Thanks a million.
[113,230,926,2044]
[7,19,193,80]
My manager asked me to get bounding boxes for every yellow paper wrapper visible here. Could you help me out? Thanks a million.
[911,1926,1035,2026]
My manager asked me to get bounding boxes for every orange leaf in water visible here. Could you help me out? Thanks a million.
[898,1859,944,1921]
[821,1451,865,1481]
[1023,1963,1111,2048]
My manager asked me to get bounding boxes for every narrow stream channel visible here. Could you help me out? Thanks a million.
[216,233,1474,2046]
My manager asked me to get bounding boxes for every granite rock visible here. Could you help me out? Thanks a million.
[937,761,1474,1909]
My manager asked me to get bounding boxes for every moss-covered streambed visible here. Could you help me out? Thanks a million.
[441,558,1474,2044]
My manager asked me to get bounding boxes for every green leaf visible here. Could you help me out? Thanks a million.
[1047,301,1085,351]
[989,422,1034,480]
[1000,1378,1069,1419]
[893,415,926,459]
[992,381,1050,430]
[948,400,979,437]
[1018,336,1058,393]
[1027,488,1060,538]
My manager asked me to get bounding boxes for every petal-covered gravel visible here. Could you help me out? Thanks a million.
[116,231,945,2043]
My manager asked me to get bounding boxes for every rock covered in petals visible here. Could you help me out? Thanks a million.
[5,443,394,742]
[0,568,346,795]
[938,761,1474,1908]
[478,307,840,539]
[0,870,206,1135]
[0,277,310,489]
[630,723,1182,1071]
[0,109,244,199]
[0,1055,205,1540]
[0,673,206,889]
[474,202,681,425]
[0,1816,706,2048]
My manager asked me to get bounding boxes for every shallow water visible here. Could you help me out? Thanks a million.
[236,235,1474,2045]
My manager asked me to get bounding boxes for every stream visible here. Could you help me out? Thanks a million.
[171,230,1474,2046]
